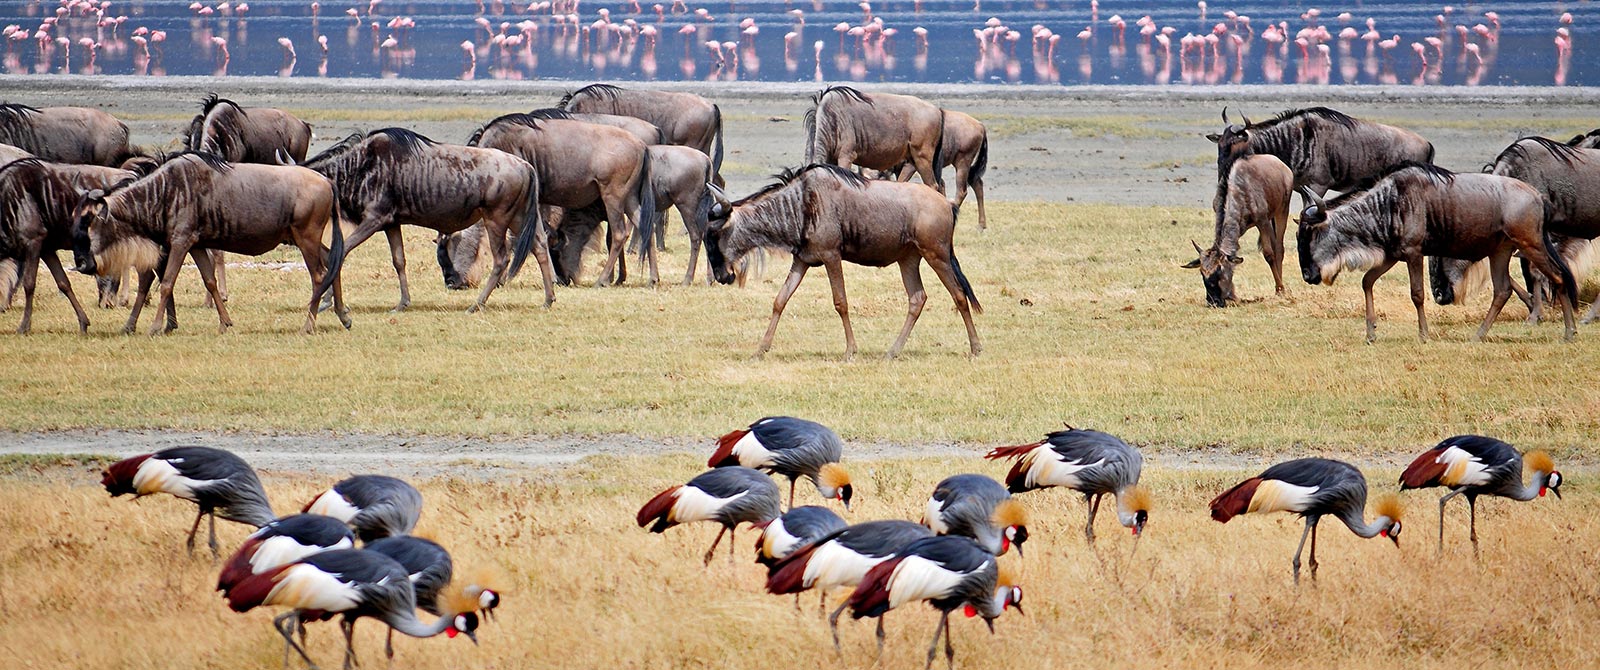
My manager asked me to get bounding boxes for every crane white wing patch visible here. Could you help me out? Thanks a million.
[887,555,970,611]
[732,431,777,469]
[762,517,803,560]
[670,486,747,523]
[1248,479,1319,514]
[1028,451,1105,489]
[805,540,884,590]
[133,457,210,501]
[250,535,353,575]
[1436,446,1492,487]
[924,497,950,534]
[266,564,363,612]
[305,490,361,523]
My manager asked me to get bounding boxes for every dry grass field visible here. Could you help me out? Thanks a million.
[0,455,1593,669]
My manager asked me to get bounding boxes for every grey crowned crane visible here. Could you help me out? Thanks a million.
[1399,435,1563,554]
[636,466,782,565]
[755,505,848,567]
[224,548,480,670]
[923,474,1029,556]
[101,446,277,558]
[302,475,423,544]
[986,427,1152,542]
[710,416,854,509]
[847,535,1023,670]
[218,514,356,592]
[366,536,503,661]
[766,519,934,651]
[1210,458,1404,584]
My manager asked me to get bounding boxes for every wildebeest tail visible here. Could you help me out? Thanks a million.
[1423,141,1436,165]
[632,148,656,261]
[948,207,982,314]
[931,108,946,190]
[803,107,819,164]
[711,104,725,178]
[508,170,543,280]
[969,134,988,188]
[314,197,346,307]
[1543,198,1580,307]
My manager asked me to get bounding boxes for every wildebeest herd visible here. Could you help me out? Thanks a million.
[1,85,1596,352]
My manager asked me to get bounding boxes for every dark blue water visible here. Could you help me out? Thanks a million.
[0,0,1591,85]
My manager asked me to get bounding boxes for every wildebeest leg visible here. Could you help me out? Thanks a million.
[467,222,511,314]
[923,253,983,357]
[886,258,927,359]
[823,258,857,360]
[1406,260,1427,343]
[202,249,227,308]
[42,253,90,334]
[122,269,157,334]
[755,258,810,359]
[298,226,349,332]
[1585,297,1600,325]
[593,201,635,288]
[1519,243,1578,340]
[1359,260,1398,344]
[14,252,39,334]
[382,227,411,312]
[951,159,971,213]
[190,249,232,334]
[1473,251,1514,342]
[147,243,193,337]
[679,203,702,286]
[1262,220,1286,295]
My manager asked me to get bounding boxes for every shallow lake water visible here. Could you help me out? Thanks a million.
[0,0,1591,85]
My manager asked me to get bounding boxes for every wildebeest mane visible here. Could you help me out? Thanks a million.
[1490,136,1584,172]
[160,150,234,173]
[1247,106,1357,131]
[525,108,573,120]
[198,93,244,115]
[479,113,545,136]
[811,85,870,107]
[366,127,436,159]
[1321,161,1450,211]
[558,83,624,108]
[734,164,865,207]
[303,131,366,167]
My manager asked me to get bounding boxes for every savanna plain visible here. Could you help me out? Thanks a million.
[2,80,1599,669]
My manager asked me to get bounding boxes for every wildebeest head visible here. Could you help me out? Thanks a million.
[1181,240,1243,308]
[704,182,738,285]
[71,187,160,278]
[1205,107,1254,160]
[435,231,469,290]
[1295,187,1333,285]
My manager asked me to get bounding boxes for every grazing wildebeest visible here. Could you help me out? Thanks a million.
[1433,137,1600,323]
[558,83,723,182]
[0,104,138,166]
[704,164,982,359]
[466,112,654,290]
[1183,118,1294,307]
[70,152,349,335]
[304,128,545,313]
[1208,107,1433,197]
[0,158,136,333]
[449,144,714,288]
[891,110,989,229]
[1296,163,1577,343]
[806,86,945,192]
[184,94,316,308]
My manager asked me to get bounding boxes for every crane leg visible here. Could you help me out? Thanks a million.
[1290,517,1313,585]
[828,599,849,652]
[728,526,737,564]
[1307,518,1319,581]
[788,479,797,510]
[273,612,317,670]
[923,611,948,670]
[385,628,394,660]
[1437,489,1463,553]
[875,616,886,659]
[208,512,220,560]
[340,618,361,669]
[1467,495,1479,559]
[942,613,955,670]
[1085,493,1102,544]
[702,526,727,566]
[818,590,826,618]
[186,508,204,555]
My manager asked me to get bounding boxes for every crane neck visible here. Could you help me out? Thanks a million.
[1112,488,1137,528]
[1506,470,1551,502]
[1335,507,1392,539]
[383,608,455,639]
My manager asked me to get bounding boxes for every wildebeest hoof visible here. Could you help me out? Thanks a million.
[339,313,353,329]
[466,303,482,314]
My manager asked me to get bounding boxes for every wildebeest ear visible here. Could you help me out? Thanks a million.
[1204,133,1221,144]
[1180,257,1202,269]
[1227,255,1245,265]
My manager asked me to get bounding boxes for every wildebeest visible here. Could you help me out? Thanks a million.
[536,108,661,145]
[1433,137,1600,323]
[184,94,315,308]
[559,83,723,182]
[0,158,136,333]
[466,112,654,290]
[303,128,545,313]
[892,109,989,229]
[1208,107,1433,197]
[1296,163,1577,343]
[806,86,945,192]
[448,143,713,288]
[0,103,139,166]
[1184,120,1294,307]
[704,164,982,359]
[70,152,349,335]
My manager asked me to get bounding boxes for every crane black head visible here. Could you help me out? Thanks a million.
[447,612,480,645]
[1546,471,1563,499]
[993,499,1030,558]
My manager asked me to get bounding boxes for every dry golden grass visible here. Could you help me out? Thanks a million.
[2,456,1594,669]
[4,201,1600,453]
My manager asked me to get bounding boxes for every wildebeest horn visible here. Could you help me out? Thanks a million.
[1191,240,1204,255]
[707,182,732,208]
[1221,106,1232,125]
[273,148,292,166]
[1241,113,1253,126]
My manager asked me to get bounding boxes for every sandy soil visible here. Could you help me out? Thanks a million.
[4,76,1598,205]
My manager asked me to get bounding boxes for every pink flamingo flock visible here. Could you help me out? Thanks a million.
[0,0,1579,85]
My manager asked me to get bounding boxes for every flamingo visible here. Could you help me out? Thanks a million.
[211,35,229,61]
[913,25,927,52]
[317,34,327,53]
[1484,12,1499,30]
[1473,24,1495,42]
[1465,42,1482,66]
[789,8,804,26]
[1410,41,1426,68]
[1561,12,1573,26]
[277,36,295,58]
[1424,35,1442,60]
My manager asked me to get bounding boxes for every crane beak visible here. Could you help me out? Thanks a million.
[466,631,479,646]
[984,618,996,634]
[1011,602,1025,616]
